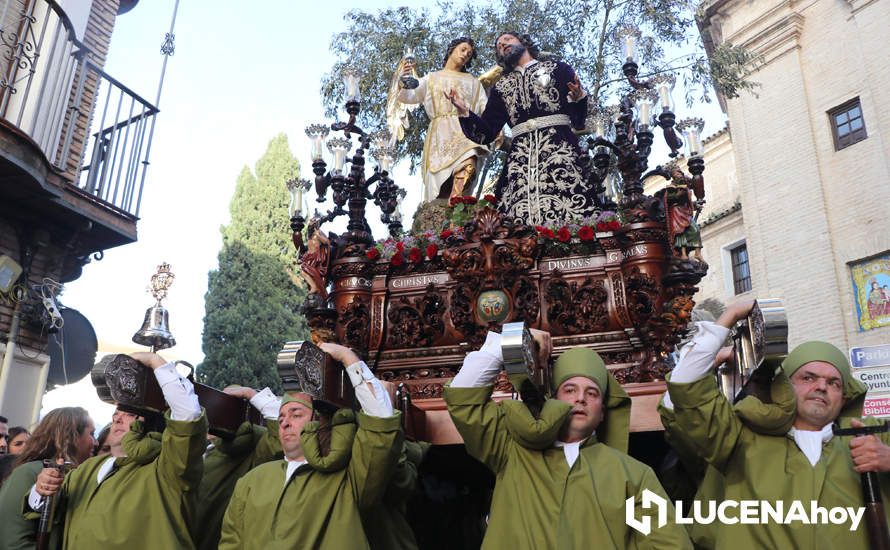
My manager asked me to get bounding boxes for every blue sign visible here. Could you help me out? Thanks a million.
[850,345,890,369]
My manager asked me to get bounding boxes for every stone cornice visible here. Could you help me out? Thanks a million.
[740,11,805,63]
[846,0,880,15]
[699,1,805,65]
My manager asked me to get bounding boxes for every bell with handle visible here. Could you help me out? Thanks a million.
[132,263,176,351]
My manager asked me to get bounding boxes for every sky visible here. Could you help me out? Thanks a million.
[45,0,725,426]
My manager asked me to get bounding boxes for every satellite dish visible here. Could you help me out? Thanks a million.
[46,308,98,388]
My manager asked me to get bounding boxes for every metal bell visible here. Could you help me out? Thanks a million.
[132,304,176,350]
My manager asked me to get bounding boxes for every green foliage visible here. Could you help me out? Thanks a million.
[199,134,309,392]
[700,42,761,100]
[321,0,757,168]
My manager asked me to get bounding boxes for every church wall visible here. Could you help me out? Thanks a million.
[699,0,890,349]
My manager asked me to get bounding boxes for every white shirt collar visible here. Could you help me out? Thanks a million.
[788,423,833,466]
[96,456,116,484]
[284,457,307,486]
[554,435,593,468]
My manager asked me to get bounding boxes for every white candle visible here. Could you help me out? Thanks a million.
[310,137,323,161]
[623,34,637,63]
[295,186,303,215]
[638,102,651,129]
[658,82,672,109]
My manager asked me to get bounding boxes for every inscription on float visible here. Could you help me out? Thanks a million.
[544,256,599,272]
[391,274,449,289]
[334,276,373,290]
[605,244,648,263]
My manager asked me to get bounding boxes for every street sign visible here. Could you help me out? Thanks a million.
[851,344,890,418]
[851,345,890,369]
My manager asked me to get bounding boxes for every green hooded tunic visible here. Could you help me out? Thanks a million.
[52,411,208,549]
[362,439,429,550]
[218,411,403,550]
[668,342,890,550]
[193,419,281,550]
[0,460,62,550]
[444,384,692,549]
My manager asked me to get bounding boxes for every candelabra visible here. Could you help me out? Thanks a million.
[584,27,707,222]
[293,68,406,254]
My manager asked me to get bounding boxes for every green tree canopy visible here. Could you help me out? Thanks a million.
[321,0,758,170]
[199,134,309,392]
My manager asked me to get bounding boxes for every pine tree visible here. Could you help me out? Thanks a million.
[198,134,308,392]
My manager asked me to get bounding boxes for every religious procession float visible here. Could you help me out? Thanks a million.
[86,31,801,549]
[279,32,712,445]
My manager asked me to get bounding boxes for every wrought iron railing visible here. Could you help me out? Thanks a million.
[0,0,158,218]
[77,63,158,217]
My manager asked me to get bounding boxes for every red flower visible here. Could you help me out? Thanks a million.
[462,196,477,205]
[483,194,497,204]
[557,226,571,243]
[426,244,439,260]
[440,229,453,240]
[608,220,621,231]
[366,247,381,260]
[395,241,405,252]
[408,247,423,264]
[541,227,555,239]
[391,253,404,266]
[449,196,463,206]
[578,226,595,241]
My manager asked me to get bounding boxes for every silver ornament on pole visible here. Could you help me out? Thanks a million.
[132,262,176,351]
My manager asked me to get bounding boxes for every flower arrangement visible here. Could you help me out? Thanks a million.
[595,210,621,232]
[365,199,624,267]
[367,228,455,267]
[532,211,624,256]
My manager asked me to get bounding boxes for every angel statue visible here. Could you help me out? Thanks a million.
[386,37,489,202]
[663,163,704,262]
[299,217,331,305]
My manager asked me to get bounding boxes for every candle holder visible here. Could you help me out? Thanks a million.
[581,29,706,223]
[290,67,407,268]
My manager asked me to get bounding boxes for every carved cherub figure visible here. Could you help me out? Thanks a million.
[299,218,331,300]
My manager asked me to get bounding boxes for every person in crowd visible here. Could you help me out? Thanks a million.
[445,330,692,548]
[193,385,281,550]
[0,415,9,454]
[31,352,207,549]
[94,423,111,457]
[665,300,890,548]
[361,379,429,550]
[0,455,16,488]
[6,427,30,456]
[219,343,403,550]
[0,407,96,548]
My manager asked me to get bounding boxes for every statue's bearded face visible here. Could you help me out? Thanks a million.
[495,34,526,70]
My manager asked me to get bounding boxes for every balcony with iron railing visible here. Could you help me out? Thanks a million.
[0,0,157,231]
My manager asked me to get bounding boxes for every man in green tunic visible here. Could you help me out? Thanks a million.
[31,351,208,549]
[361,439,428,550]
[445,331,692,549]
[193,385,282,550]
[219,342,403,550]
[665,300,890,549]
